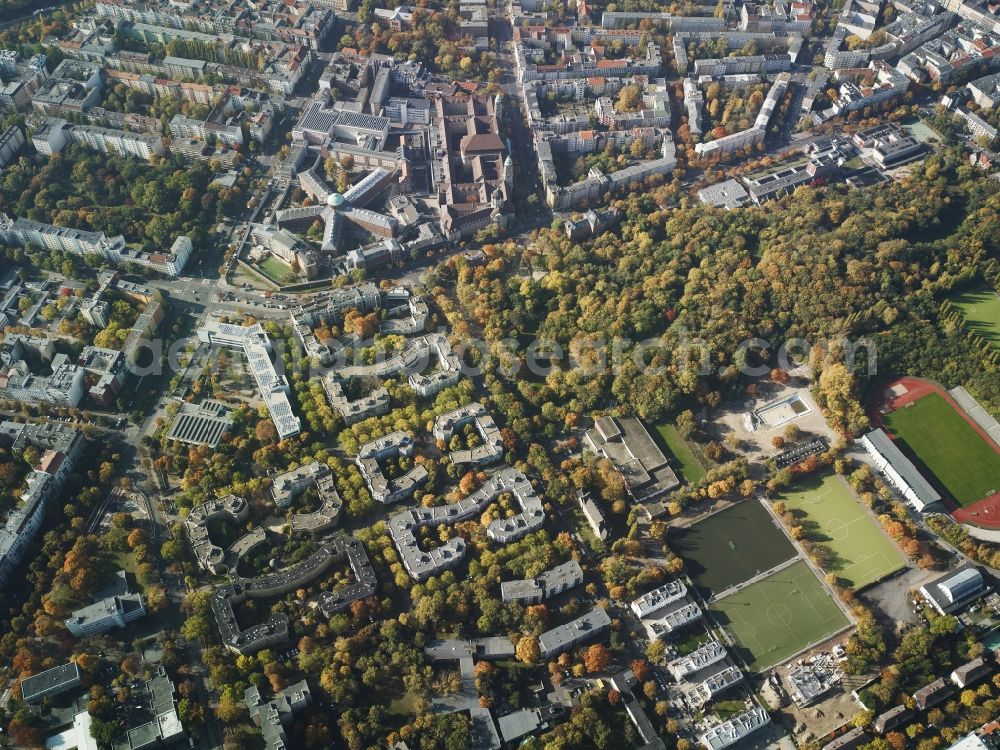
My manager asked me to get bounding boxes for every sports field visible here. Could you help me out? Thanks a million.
[710,559,850,671]
[654,423,706,483]
[884,393,1000,507]
[776,473,906,589]
[671,501,797,597]
[258,255,293,283]
[950,285,1000,350]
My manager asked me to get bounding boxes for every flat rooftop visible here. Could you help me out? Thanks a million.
[21,661,81,703]
[584,415,679,501]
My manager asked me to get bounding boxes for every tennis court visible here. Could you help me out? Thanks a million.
[710,559,850,671]
[884,392,1000,507]
[670,501,797,597]
[775,472,906,589]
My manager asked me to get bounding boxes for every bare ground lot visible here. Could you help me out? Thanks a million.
[858,565,941,628]
[708,380,841,463]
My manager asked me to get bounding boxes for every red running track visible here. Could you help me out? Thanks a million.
[866,376,1000,530]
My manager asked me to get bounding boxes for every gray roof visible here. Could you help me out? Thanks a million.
[920,564,986,614]
[824,727,870,750]
[20,661,81,703]
[538,607,611,658]
[913,677,953,710]
[584,415,679,501]
[698,178,750,209]
[873,705,913,733]
[498,708,545,744]
[952,657,992,687]
[863,428,942,506]
[500,559,584,603]
[166,400,233,448]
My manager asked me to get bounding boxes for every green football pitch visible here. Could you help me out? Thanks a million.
[710,559,850,671]
[670,501,797,597]
[950,285,1000,350]
[775,472,906,590]
[884,393,1000,507]
[258,255,293,283]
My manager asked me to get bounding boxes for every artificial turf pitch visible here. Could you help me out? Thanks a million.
[775,472,906,590]
[884,392,1000,507]
[709,559,850,671]
[670,500,797,597]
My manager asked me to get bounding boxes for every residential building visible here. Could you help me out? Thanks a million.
[951,657,993,689]
[874,705,914,734]
[432,402,505,467]
[389,466,545,580]
[0,422,84,587]
[356,431,428,505]
[692,54,792,76]
[0,350,86,407]
[67,123,164,159]
[824,728,871,750]
[31,60,103,115]
[631,581,702,641]
[31,117,69,155]
[214,533,369,655]
[78,346,129,406]
[668,640,729,681]
[500,560,585,604]
[245,681,314,750]
[538,607,611,659]
[0,51,48,112]
[914,677,954,711]
[701,707,771,750]
[0,213,190,276]
[578,490,608,540]
[272,461,331,509]
[695,73,790,159]
[0,124,24,168]
[946,730,1000,750]
[683,665,744,708]
[322,376,390,424]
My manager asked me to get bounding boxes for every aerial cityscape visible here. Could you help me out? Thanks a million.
[0,0,998,747]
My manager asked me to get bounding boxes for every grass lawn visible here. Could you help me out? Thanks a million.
[713,700,749,719]
[950,284,1000,350]
[257,254,294,283]
[654,423,706,483]
[884,392,1000,506]
[775,472,906,589]
[710,559,850,671]
[568,505,605,554]
[675,631,712,656]
[112,550,138,577]
[386,692,421,716]
[670,501,796,597]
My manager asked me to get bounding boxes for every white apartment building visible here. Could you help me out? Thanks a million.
[197,321,301,440]
[68,124,165,159]
[0,124,24,168]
